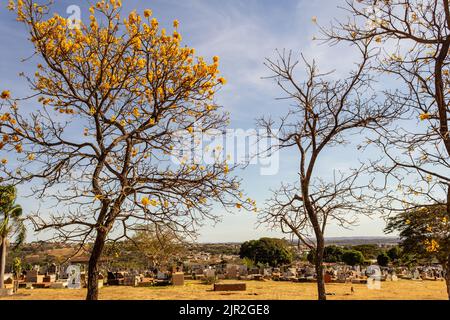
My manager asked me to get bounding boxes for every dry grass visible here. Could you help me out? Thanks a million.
[1,279,447,300]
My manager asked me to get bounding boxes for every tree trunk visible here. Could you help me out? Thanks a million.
[446,192,450,300]
[315,240,326,301]
[86,229,107,300]
[446,255,450,301]
[0,237,6,289]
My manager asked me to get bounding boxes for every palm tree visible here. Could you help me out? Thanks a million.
[0,186,25,289]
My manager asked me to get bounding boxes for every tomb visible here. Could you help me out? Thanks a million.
[107,271,125,285]
[0,288,13,297]
[238,265,248,277]
[213,283,246,292]
[49,281,68,289]
[25,270,44,283]
[226,266,238,279]
[203,268,215,279]
[43,274,56,283]
[172,272,185,286]
[157,271,168,280]
[263,268,272,278]
[124,275,140,286]
[324,273,333,283]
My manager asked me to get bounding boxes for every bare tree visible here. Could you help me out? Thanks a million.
[0,1,253,300]
[321,0,450,298]
[257,42,401,300]
[130,223,186,270]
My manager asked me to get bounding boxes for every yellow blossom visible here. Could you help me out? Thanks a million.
[15,144,23,153]
[141,197,150,206]
[1,90,11,99]
[144,9,152,18]
[424,239,440,253]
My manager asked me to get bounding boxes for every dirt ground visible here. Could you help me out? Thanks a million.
[1,279,447,300]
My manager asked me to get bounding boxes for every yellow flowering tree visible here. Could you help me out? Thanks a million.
[0,0,250,300]
[386,205,450,297]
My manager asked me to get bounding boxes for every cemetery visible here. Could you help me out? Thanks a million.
[0,258,447,299]
[1,0,450,303]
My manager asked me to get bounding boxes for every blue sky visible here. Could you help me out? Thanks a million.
[0,0,391,243]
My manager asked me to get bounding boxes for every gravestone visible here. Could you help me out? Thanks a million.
[337,271,346,282]
[288,268,297,277]
[249,268,261,275]
[124,275,140,286]
[238,265,248,276]
[43,275,56,283]
[204,268,215,278]
[0,288,13,296]
[263,268,272,277]
[172,273,184,286]
[25,270,44,283]
[226,266,238,279]
[304,267,315,277]
[47,263,58,275]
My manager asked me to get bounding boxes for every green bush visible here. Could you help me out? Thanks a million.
[239,238,293,267]
[377,252,390,267]
[342,250,365,266]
